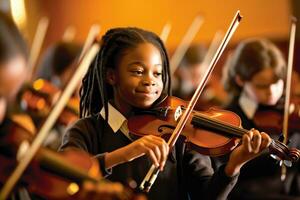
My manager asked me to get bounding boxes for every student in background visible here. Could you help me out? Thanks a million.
[172,44,228,110]
[36,41,82,88]
[23,42,82,149]
[222,37,300,199]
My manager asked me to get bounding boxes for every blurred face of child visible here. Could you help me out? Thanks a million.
[0,55,27,123]
[181,63,202,88]
[242,68,283,106]
[107,42,164,114]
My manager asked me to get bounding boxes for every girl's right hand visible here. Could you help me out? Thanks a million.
[123,135,169,170]
[105,135,169,171]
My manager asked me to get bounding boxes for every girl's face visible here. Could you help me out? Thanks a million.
[0,55,27,123]
[242,68,283,106]
[108,42,164,115]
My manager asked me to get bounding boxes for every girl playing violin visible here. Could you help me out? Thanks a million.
[222,38,300,199]
[60,27,271,200]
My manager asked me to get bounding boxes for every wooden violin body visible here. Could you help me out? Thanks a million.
[129,96,240,156]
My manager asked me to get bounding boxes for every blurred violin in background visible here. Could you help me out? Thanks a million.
[0,116,137,200]
[253,96,300,135]
[19,78,79,127]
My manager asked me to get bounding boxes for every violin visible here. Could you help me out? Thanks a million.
[0,116,134,200]
[128,96,300,164]
[20,78,79,126]
[253,97,300,135]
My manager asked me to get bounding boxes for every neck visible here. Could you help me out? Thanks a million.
[110,99,132,118]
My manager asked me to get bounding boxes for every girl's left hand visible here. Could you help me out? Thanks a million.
[225,129,272,176]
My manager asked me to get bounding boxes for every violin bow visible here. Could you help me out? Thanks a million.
[28,17,49,81]
[139,10,242,192]
[199,30,224,76]
[160,22,172,43]
[169,15,204,75]
[281,17,297,181]
[78,24,101,61]
[0,42,100,200]
[62,25,76,42]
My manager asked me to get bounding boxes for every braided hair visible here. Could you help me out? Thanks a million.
[222,38,286,100]
[79,27,171,120]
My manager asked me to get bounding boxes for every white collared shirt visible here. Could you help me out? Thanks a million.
[100,103,132,140]
[238,90,258,119]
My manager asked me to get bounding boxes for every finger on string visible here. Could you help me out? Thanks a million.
[251,130,262,153]
[243,134,252,153]
[260,132,272,150]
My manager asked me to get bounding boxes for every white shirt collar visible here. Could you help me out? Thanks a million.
[100,103,127,133]
[238,91,258,119]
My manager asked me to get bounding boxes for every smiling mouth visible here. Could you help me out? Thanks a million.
[136,91,158,97]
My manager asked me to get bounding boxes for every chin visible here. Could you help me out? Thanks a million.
[136,103,153,109]
[262,99,278,106]
[134,100,156,109]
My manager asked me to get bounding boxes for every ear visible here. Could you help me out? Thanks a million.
[235,75,245,87]
[106,68,117,85]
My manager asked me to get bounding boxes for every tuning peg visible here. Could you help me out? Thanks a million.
[278,134,291,145]
[278,134,285,142]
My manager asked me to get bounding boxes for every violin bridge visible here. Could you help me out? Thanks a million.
[174,106,182,121]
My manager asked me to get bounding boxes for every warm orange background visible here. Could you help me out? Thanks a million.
[24,0,292,50]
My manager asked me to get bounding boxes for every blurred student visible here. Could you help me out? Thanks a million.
[222,37,300,199]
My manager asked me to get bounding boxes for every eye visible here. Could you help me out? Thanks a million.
[131,70,143,76]
[154,72,162,77]
[253,83,273,89]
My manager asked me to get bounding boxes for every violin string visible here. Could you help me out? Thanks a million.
[194,115,283,147]
[193,113,248,137]
[193,114,291,160]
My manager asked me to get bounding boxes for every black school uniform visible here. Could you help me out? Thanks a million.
[59,103,238,200]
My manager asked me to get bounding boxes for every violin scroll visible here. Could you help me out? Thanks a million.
[268,140,300,167]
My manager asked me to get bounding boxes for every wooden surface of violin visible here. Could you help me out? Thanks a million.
[253,97,300,135]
